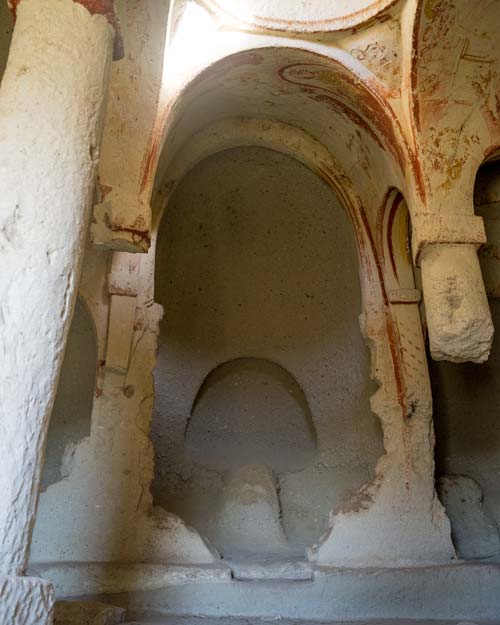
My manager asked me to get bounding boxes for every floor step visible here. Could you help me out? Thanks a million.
[228,557,313,581]
[121,620,484,625]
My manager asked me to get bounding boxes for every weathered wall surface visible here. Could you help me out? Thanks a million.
[30,241,216,566]
[431,172,500,560]
[26,0,215,571]
[92,0,170,250]
[0,3,13,81]
[40,298,97,490]
[0,574,54,625]
[0,0,115,576]
[186,358,317,473]
[431,299,500,559]
[152,146,384,556]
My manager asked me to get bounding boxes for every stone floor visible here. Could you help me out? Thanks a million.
[53,600,489,624]
[123,616,488,625]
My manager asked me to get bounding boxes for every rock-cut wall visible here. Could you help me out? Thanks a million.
[152,146,384,557]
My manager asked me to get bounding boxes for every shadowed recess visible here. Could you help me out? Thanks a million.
[152,146,382,555]
[186,357,317,473]
[40,298,97,490]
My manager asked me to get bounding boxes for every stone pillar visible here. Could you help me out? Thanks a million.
[420,244,493,363]
[0,0,117,619]
[413,213,493,363]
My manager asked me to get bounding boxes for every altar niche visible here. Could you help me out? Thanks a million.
[151,146,383,559]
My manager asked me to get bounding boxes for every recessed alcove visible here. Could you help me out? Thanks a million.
[151,145,383,559]
[431,157,500,561]
[186,357,317,472]
[40,297,97,490]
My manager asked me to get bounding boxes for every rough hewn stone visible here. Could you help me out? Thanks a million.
[54,600,125,625]
[0,574,54,625]
[0,0,113,575]
[438,475,500,560]
[420,244,493,364]
[214,465,288,555]
[1,4,499,625]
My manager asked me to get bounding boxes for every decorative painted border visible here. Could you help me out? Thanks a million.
[205,0,399,33]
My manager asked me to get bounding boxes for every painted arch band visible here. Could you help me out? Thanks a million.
[206,0,397,31]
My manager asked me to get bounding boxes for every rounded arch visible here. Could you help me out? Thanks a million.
[152,119,376,293]
[146,43,418,417]
[376,188,415,293]
[472,147,500,301]
[141,17,457,569]
[150,144,384,554]
[186,357,317,473]
[203,0,399,33]
[145,45,417,210]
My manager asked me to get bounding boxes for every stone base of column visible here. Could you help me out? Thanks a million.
[0,574,54,625]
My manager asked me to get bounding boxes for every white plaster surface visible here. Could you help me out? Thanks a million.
[11,2,500,616]
[0,574,54,625]
[30,251,217,566]
[0,0,113,576]
[3,0,500,621]
[30,562,232,597]
[228,558,313,581]
[92,0,170,250]
[208,0,396,32]
[421,245,494,363]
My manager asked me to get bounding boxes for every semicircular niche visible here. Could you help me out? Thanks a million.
[186,357,317,473]
[208,0,397,32]
[152,146,383,557]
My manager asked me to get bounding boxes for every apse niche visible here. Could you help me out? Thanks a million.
[152,147,383,559]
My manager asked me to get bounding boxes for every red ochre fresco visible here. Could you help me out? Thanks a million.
[317,163,409,419]
[140,52,264,194]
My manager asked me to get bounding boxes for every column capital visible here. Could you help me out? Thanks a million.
[412,212,486,265]
[8,0,124,59]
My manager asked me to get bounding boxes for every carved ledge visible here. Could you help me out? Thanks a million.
[412,213,486,264]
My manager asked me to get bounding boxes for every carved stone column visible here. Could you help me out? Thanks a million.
[0,0,118,621]
[420,243,493,363]
[413,213,493,363]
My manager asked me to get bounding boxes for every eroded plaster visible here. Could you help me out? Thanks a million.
[2,0,500,619]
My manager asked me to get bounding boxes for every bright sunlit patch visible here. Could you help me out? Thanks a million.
[162,1,219,94]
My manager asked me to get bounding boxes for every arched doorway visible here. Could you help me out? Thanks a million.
[143,44,454,566]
